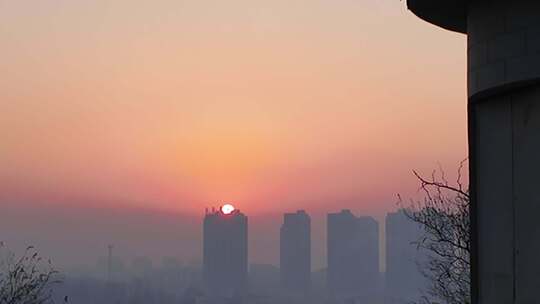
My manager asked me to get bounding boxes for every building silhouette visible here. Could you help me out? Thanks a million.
[327,210,379,299]
[385,209,425,303]
[203,205,248,299]
[280,210,311,294]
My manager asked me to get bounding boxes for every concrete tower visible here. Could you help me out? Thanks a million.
[385,210,425,304]
[280,210,311,294]
[407,1,540,303]
[327,210,379,299]
[203,204,248,299]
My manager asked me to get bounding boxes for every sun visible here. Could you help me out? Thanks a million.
[221,204,235,215]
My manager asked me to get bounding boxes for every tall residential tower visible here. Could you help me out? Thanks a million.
[327,210,379,299]
[280,210,311,294]
[203,204,248,298]
[385,209,425,303]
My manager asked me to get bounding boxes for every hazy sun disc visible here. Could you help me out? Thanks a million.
[221,204,235,215]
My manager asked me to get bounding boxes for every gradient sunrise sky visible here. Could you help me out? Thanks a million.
[1,0,466,267]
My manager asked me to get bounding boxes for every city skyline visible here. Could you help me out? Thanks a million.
[0,1,467,273]
[3,0,530,303]
[0,2,470,304]
[46,205,426,303]
[95,206,419,273]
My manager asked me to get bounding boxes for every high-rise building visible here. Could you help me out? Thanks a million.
[280,210,311,293]
[385,209,425,303]
[203,204,248,298]
[327,210,379,298]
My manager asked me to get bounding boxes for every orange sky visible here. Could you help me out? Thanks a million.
[0,0,467,217]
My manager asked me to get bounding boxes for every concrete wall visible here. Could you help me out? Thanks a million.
[472,84,540,304]
[468,2,540,303]
[468,0,540,98]
[473,95,514,304]
[511,86,540,303]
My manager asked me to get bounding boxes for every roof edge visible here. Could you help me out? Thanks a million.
[407,0,468,34]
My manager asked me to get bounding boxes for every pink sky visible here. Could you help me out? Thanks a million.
[0,0,467,267]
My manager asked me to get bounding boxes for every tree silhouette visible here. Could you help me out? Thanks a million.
[0,243,61,304]
[402,161,470,304]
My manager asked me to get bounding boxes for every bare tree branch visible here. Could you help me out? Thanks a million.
[0,244,61,304]
[402,161,470,304]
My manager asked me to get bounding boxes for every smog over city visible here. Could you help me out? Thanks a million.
[5,0,532,304]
